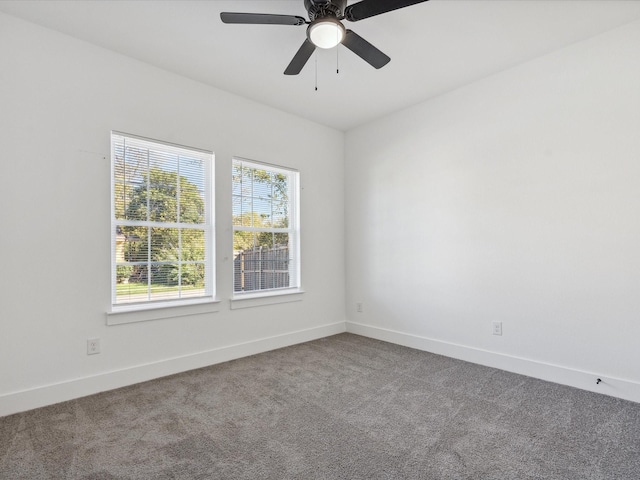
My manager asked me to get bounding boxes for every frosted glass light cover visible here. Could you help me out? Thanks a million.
[309,20,345,49]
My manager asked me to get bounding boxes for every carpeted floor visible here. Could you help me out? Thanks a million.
[1,333,639,479]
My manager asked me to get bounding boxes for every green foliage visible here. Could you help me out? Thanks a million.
[125,167,204,223]
[233,212,265,251]
[232,163,290,228]
[157,263,205,287]
[120,167,206,287]
[231,163,290,254]
[233,231,289,252]
[232,211,289,252]
[116,265,133,283]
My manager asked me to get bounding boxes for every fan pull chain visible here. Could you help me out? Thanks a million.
[315,51,318,91]
[336,28,340,74]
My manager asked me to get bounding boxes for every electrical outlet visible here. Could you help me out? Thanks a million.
[492,322,502,336]
[356,302,363,313]
[87,338,100,355]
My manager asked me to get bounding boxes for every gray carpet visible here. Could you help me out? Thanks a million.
[1,333,639,479]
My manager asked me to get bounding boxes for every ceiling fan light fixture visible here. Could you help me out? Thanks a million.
[307,17,345,49]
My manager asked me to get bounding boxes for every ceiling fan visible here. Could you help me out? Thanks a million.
[220,0,429,75]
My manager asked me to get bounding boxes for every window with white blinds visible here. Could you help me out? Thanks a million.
[232,158,300,294]
[111,132,214,307]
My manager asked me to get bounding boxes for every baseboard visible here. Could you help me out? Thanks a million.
[0,322,346,417]
[346,321,640,404]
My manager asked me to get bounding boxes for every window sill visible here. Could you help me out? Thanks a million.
[230,288,304,310]
[106,298,221,325]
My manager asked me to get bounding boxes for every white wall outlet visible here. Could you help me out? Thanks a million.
[87,338,100,355]
[492,321,502,336]
[356,302,363,313]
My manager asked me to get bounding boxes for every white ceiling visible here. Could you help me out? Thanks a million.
[2,0,640,131]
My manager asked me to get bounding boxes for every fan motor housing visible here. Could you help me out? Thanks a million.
[304,0,347,21]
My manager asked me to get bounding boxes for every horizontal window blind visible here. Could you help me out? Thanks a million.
[111,132,214,306]
[232,158,300,294]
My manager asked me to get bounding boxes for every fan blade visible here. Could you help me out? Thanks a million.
[284,39,316,75]
[342,30,390,69]
[344,0,429,22]
[220,12,306,26]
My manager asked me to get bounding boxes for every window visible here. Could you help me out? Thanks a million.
[232,158,300,295]
[111,132,214,307]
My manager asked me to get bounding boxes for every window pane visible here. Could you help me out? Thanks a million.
[179,155,205,224]
[181,229,205,262]
[150,227,178,262]
[272,174,289,227]
[238,165,253,198]
[232,162,243,196]
[272,173,288,200]
[180,186,205,224]
[232,195,254,226]
[234,230,255,251]
[150,264,181,300]
[233,236,291,293]
[116,144,148,221]
[181,263,206,291]
[252,169,272,200]
[180,155,205,192]
[116,225,146,263]
[273,208,288,228]
[116,282,149,304]
[252,198,272,227]
[147,168,178,223]
[232,195,242,224]
[255,231,274,249]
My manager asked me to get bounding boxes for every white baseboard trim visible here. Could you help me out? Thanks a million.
[0,322,346,417]
[346,321,640,404]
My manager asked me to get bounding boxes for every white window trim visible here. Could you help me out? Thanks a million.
[230,288,305,310]
[107,298,221,325]
[110,132,215,318]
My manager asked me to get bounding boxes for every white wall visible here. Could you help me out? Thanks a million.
[0,13,345,416]
[345,20,640,403]
[2,11,639,417]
